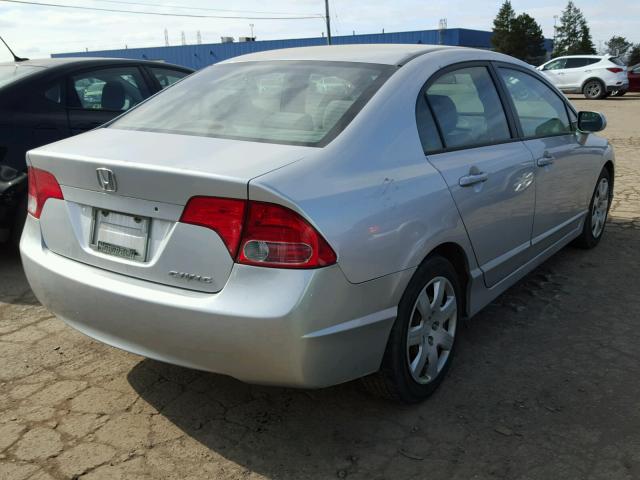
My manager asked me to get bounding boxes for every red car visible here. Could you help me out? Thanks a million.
[615,64,640,95]
[628,64,640,92]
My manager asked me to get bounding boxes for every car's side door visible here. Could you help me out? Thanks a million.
[562,57,590,89]
[540,58,567,88]
[418,63,536,287]
[496,66,591,255]
[66,65,150,135]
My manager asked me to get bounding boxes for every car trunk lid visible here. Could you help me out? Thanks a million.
[27,128,312,292]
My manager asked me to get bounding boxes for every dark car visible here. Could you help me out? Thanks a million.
[0,57,193,245]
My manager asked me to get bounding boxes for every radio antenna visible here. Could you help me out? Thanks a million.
[0,35,28,62]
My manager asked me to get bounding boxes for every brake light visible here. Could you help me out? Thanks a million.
[237,201,336,268]
[180,196,246,257]
[607,67,624,73]
[27,167,64,219]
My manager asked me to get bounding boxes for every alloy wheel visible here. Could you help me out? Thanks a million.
[591,177,609,238]
[406,276,457,384]
[585,81,603,99]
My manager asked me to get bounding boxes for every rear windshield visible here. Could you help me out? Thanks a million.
[0,65,43,88]
[609,56,626,67]
[110,61,393,147]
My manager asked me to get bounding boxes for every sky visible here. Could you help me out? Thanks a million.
[0,0,639,62]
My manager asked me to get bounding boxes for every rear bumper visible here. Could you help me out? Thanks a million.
[606,80,629,92]
[21,215,409,388]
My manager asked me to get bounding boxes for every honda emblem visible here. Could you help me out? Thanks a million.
[96,168,117,192]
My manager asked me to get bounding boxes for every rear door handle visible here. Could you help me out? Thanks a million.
[459,172,489,187]
[536,152,554,167]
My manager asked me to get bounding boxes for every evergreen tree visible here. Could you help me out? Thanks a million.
[578,23,596,54]
[492,0,516,55]
[605,36,632,57]
[511,13,546,63]
[553,1,596,56]
[628,44,640,66]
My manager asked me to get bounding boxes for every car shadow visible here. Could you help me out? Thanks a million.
[0,245,38,306]
[126,217,640,478]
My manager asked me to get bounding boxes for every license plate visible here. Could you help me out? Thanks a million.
[91,209,150,262]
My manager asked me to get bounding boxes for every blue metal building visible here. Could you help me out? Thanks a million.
[52,28,552,70]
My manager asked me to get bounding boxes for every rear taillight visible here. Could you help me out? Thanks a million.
[607,67,624,73]
[180,196,337,269]
[27,167,64,219]
[180,196,246,257]
[237,201,336,268]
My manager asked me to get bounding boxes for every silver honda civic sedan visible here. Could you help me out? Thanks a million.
[21,45,613,403]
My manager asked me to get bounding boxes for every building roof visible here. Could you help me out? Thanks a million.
[221,44,459,66]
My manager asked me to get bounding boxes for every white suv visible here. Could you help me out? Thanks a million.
[537,55,628,99]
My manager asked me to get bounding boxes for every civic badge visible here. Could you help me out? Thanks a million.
[96,168,117,192]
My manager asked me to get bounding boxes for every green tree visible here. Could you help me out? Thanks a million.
[510,13,546,63]
[553,1,596,56]
[605,36,632,57]
[491,0,516,55]
[628,44,640,66]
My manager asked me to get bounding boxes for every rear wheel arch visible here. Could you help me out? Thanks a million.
[581,77,605,90]
[419,242,471,318]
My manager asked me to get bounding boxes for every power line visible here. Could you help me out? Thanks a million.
[90,0,317,17]
[0,0,324,20]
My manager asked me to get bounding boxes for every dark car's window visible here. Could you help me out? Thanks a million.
[425,66,511,150]
[150,67,189,88]
[0,65,43,88]
[499,68,571,138]
[44,82,62,104]
[111,61,392,147]
[543,58,566,70]
[71,67,148,111]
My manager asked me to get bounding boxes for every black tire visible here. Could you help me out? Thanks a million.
[583,79,606,100]
[573,168,612,249]
[10,195,27,249]
[361,255,462,403]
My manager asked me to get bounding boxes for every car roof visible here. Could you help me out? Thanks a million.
[0,57,193,71]
[221,44,461,66]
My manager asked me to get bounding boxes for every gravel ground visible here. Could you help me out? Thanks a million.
[1,94,639,480]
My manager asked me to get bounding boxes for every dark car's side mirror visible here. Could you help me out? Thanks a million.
[577,111,606,133]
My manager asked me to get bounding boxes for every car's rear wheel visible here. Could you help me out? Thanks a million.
[583,79,606,100]
[361,255,461,403]
[573,168,611,249]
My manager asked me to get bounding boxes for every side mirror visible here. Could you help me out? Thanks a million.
[577,111,606,133]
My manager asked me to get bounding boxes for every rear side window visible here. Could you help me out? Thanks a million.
[565,58,590,68]
[609,57,625,67]
[149,67,189,88]
[498,68,571,138]
[71,67,148,111]
[425,66,511,150]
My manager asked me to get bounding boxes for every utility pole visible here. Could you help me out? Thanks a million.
[324,0,332,45]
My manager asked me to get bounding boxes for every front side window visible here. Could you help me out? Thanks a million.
[150,67,189,89]
[71,67,147,111]
[543,59,566,70]
[111,61,392,147]
[499,68,571,138]
[425,66,511,149]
